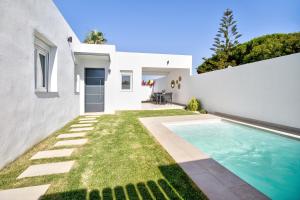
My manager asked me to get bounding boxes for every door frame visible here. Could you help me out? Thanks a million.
[84,68,105,113]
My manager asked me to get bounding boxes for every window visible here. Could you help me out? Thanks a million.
[121,71,133,91]
[34,37,50,92]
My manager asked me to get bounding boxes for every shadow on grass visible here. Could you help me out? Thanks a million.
[41,164,206,200]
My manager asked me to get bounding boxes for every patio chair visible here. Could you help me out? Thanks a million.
[150,93,157,103]
[163,93,172,104]
[151,93,161,104]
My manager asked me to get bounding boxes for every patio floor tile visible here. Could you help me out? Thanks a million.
[30,149,75,160]
[0,184,50,200]
[17,161,75,179]
[54,139,88,147]
[70,127,94,132]
[57,133,87,139]
[71,124,92,128]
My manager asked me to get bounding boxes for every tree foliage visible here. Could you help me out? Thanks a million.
[210,9,241,54]
[197,32,300,74]
[84,30,107,44]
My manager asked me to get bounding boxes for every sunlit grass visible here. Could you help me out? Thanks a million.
[0,110,207,200]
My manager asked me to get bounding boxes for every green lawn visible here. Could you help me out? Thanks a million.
[0,110,207,200]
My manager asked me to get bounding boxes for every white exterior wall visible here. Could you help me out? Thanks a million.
[0,0,80,169]
[141,86,154,101]
[156,53,300,129]
[154,68,191,103]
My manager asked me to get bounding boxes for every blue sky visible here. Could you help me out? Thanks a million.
[54,0,299,74]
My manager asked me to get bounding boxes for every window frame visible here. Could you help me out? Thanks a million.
[120,71,133,92]
[34,38,50,92]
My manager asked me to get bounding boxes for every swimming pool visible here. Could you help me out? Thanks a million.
[165,119,300,199]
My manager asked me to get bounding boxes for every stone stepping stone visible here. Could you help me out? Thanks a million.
[79,120,96,123]
[54,139,88,147]
[83,116,97,118]
[84,115,98,117]
[17,161,75,179]
[0,184,50,200]
[70,127,93,132]
[61,131,86,135]
[57,133,86,139]
[30,149,75,160]
[80,118,96,121]
[71,124,92,128]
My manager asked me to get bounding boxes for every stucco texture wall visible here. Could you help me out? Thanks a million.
[0,0,80,169]
[156,53,300,129]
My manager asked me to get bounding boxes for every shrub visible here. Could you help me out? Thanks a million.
[199,108,208,114]
[187,97,201,111]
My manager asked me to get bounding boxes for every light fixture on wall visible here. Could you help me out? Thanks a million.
[108,68,111,74]
[167,60,170,65]
[67,36,72,43]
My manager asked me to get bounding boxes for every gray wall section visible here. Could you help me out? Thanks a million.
[0,0,80,169]
[155,53,300,129]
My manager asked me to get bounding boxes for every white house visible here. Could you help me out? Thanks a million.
[73,44,191,114]
[0,0,191,169]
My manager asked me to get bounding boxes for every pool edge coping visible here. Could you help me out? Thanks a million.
[139,114,269,200]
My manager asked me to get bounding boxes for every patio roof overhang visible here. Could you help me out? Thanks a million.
[73,43,116,64]
[74,52,110,64]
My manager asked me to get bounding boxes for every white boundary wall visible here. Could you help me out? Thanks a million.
[155,53,300,129]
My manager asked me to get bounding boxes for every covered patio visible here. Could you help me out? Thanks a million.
[141,65,190,109]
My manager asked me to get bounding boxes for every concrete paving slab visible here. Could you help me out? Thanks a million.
[17,161,75,179]
[71,124,92,128]
[57,133,87,139]
[84,115,98,117]
[62,132,86,135]
[0,184,50,200]
[54,139,88,147]
[70,127,93,132]
[83,116,97,119]
[79,120,97,123]
[30,149,75,160]
[80,118,96,121]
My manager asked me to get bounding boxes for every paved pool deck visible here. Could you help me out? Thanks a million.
[139,114,269,200]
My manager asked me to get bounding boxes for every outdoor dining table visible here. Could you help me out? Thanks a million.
[154,92,172,104]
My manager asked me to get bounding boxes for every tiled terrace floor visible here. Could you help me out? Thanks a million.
[141,102,185,110]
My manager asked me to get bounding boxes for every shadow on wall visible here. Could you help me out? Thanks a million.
[40,164,206,200]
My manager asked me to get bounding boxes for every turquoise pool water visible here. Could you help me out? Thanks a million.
[165,120,300,199]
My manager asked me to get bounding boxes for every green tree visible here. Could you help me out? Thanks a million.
[210,9,241,54]
[198,9,241,73]
[197,32,300,74]
[197,51,236,73]
[84,30,107,44]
